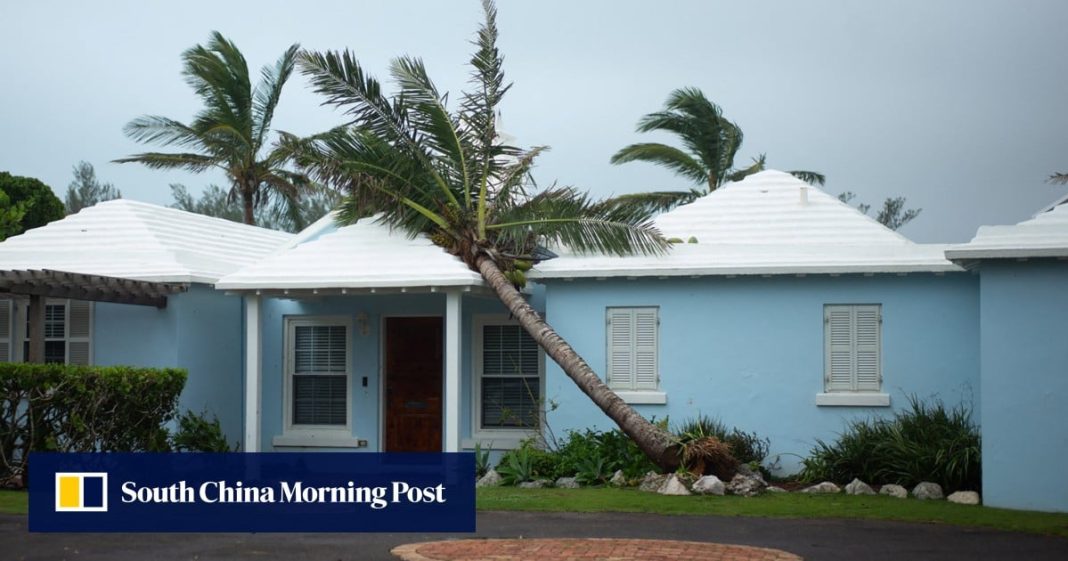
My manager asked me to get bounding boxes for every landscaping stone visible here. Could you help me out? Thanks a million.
[844,478,875,496]
[554,476,580,489]
[639,472,669,493]
[476,469,502,488]
[879,484,908,498]
[609,470,627,487]
[726,473,767,497]
[657,474,692,496]
[766,486,788,493]
[518,479,551,489]
[691,475,726,496]
[912,481,944,500]
[947,490,981,505]
[801,481,841,494]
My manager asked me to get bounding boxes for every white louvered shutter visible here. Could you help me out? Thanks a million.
[0,300,11,363]
[633,308,659,390]
[824,306,854,391]
[67,300,92,365]
[854,305,882,391]
[606,308,634,389]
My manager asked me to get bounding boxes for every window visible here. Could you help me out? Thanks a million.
[606,307,659,391]
[285,317,351,430]
[0,300,11,363]
[13,299,92,365]
[819,304,888,407]
[474,317,542,433]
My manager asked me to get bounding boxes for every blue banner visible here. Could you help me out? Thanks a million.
[29,452,475,532]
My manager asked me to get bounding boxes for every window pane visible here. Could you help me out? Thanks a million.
[45,304,65,339]
[44,340,66,364]
[482,325,538,377]
[293,375,347,425]
[294,325,346,373]
[481,376,539,428]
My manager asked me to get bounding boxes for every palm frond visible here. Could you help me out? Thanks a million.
[789,170,826,186]
[610,143,708,185]
[593,190,702,217]
[122,116,205,149]
[1049,172,1068,185]
[111,152,220,172]
[253,42,300,150]
[182,31,254,139]
[725,154,766,184]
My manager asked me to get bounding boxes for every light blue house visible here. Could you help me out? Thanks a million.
[947,203,1068,512]
[0,200,291,442]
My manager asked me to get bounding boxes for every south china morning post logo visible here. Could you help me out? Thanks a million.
[54,472,108,512]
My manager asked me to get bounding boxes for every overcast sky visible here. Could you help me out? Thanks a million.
[2,0,1066,242]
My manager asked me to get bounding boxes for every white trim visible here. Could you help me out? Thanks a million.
[815,393,891,407]
[244,295,262,452]
[615,390,668,405]
[444,291,462,452]
[470,314,545,444]
[281,315,354,441]
[461,436,527,450]
[271,434,365,448]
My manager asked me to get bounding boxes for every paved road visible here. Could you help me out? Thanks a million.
[2,511,1067,560]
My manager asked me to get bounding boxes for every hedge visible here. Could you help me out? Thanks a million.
[0,363,186,482]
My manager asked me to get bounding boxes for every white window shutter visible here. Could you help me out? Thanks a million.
[67,300,92,365]
[0,300,11,363]
[633,308,659,390]
[824,306,854,391]
[606,309,634,389]
[854,305,881,391]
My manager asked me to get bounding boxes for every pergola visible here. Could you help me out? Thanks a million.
[0,269,189,363]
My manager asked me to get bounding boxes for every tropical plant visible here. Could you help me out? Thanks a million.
[611,88,824,193]
[496,445,535,485]
[473,441,491,477]
[169,182,338,232]
[291,0,679,470]
[0,190,28,241]
[674,415,769,467]
[115,32,308,226]
[838,192,922,231]
[65,161,121,214]
[551,428,657,480]
[0,171,65,234]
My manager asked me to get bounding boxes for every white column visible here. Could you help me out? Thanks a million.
[444,290,463,452]
[244,294,262,452]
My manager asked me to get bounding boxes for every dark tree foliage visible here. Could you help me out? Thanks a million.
[0,171,65,234]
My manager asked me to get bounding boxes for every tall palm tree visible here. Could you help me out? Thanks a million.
[292,0,680,470]
[611,88,825,192]
[115,32,307,226]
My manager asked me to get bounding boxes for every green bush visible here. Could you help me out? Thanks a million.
[0,363,186,482]
[674,415,770,466]
[497,440,561,484]
[170,410,235,452]
[800,397,981,492]
[553,429,656,480]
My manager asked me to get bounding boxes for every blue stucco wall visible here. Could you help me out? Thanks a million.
[94,285,245,446]
[256,292,514,452]
[540,273,980,475]
[978,260,1068,512]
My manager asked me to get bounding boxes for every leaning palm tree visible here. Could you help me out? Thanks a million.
[115,32,307,226]
[611,87,824,192]
[292,0,680,470]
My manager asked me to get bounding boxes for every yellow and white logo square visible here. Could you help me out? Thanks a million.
[55,472,108,512]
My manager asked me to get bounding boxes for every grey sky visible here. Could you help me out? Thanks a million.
[2,0,1066,242]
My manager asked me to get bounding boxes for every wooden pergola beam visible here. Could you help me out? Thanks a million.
[0,269,189,309]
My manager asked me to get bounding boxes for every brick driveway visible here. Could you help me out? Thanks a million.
[392,538,801,561]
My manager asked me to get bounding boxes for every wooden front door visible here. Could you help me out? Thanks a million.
[384,317,443,452]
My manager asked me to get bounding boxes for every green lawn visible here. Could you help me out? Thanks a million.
[477,487,1068,538]
[0,490,26,515]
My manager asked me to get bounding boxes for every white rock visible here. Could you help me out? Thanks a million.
[692,475,726,496]
[801,481,841,494]
[726,474,767,497]
[555,476,580,489]
[658,474,692,496]
[639,472,669,493]
[766,486,788,493]
[947,491,980,505]
[609,470,627,487]
[912,481,944,500]
[476,469,502,488]
[879,484,908,498]
[844,478,875,496]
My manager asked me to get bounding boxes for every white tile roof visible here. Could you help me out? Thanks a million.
[531,170,960,279]
[0,199,293,284]
[946,201,1068,260]
[214,213,483,291]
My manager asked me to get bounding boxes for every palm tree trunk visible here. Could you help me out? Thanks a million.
[476,255,680,471]
[242,190,256,226]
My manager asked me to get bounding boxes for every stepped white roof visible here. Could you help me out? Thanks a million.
[0,199,292,284]
[531,170,960,279]
[946,201,1068,260]
[214,213,483,291]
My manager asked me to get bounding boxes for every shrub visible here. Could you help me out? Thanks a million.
[553,429,656,480]
[496,445,535,485]
[473,442,491,478]
[800,397,981,492]
[674,415,770,467]
[170,410,235,452]
[0,363,186,483]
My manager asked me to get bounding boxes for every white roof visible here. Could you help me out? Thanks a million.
[946,201,1068,260]
[531,170,960,279]
[0,199,293,284]
[214,213,483,291]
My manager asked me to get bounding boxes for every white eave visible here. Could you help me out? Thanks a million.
[0,199,293,284]
[531,170,961,280]
[946,202,1068,261]
[215,213,484,292]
